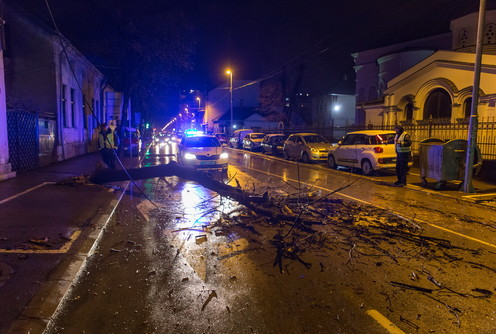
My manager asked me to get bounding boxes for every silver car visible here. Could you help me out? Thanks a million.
[282,133,331,163]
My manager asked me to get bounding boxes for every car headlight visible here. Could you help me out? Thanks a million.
[220,152,228,159]
[184,153,196,160]
[310,147,318,152]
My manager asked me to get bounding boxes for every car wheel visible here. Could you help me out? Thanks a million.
[328,155,337,169]
[301,152,311,163]
[361,159,373,176]
[283,150,290,160]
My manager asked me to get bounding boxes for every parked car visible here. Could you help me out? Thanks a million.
[214,133,228,146]
[283,133,331,163]
[177,134,228,172]
[120,127,141,156]
[229,129,254,149]
[242,132,265,151]
[327,130,413,175]
[261,134,286,156]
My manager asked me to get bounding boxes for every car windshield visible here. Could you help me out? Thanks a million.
[251,134,265,139]
[184,136,220,147]
[375,133,396,144]
[303,135,329,144]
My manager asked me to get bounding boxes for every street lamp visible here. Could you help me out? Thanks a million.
[226,69,233,134]
[196,97,201,110]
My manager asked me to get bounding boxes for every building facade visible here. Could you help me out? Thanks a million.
[353,10,496,127]
[0,2,122,179]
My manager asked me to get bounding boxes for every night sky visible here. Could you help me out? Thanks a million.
[15,0,488,120]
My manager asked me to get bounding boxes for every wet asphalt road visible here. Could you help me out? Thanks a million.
[45,144,496,334]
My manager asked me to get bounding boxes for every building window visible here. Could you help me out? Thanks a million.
[485,24,496,44]
[70,88,76,127]
[91,98,96,128]
[83,95,88,129]
[464,97,472,118]
[62,84,68,127]
[459,28,469,48]
[405,103,414,121]
[423,88,452,120]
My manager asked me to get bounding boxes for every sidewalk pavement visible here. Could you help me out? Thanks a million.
[0,152,138,334]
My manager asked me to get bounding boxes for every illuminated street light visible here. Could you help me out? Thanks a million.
[196,97,201,109]
[226,69,233,134]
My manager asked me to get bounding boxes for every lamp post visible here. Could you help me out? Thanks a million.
[226,69,233,134]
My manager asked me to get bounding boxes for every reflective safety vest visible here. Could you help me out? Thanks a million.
[395,132,411,153]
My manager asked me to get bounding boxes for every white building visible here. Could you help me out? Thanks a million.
[353,10,496,127]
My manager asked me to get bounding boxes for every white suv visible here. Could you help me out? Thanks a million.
[177,135,228,172]
[327,130,412,175]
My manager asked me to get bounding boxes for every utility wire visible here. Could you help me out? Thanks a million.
[44,0,158,207]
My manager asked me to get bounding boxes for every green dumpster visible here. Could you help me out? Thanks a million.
[419,138,482,190]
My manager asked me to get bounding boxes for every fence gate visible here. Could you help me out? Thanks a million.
[7,109,39,171]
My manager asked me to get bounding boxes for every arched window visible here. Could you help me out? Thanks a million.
[405,103,414,121]
[464,98,472,118]
[485,24,496,44]
[423,89,452,120]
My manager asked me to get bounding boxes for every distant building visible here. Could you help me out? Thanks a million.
[205,79,260,133]
[353,9,496,127]
[0,1,123,179]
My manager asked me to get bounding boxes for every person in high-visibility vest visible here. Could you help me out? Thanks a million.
[98,123,117,169]
[394,125,411,187]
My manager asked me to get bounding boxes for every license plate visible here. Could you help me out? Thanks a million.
[200,161,216,165]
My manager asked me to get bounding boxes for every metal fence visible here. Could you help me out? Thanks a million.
[7,109,39,171]
[281,118,496,160]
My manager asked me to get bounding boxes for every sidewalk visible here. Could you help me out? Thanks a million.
[0,152,138,334]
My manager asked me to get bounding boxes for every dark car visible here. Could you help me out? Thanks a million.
[261,134,286,156]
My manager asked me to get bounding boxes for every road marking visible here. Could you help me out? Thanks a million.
[233,163,496,250]
[0,182,56,205]
[366,309,405,334]
[0,230,81,254]
[462,192,496,198]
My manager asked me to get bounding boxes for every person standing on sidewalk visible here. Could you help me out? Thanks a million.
[394,125,411,187]
[98,123,117,169]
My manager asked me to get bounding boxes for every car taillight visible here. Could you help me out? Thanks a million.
[373,147,383,153]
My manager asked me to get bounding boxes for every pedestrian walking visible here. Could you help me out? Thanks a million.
[394,125,411,187]
[98,123,117,169]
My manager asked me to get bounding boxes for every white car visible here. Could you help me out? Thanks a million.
[327,130,412,175]
[177,135,228,172]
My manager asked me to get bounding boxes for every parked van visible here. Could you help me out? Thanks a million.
[229,129,253,149]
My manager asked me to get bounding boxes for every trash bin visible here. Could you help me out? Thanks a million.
[419,138,482,189]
